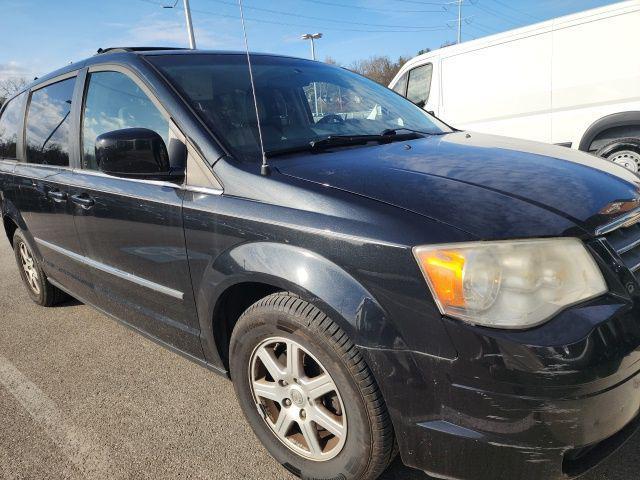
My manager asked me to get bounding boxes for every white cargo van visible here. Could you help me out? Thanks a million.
[389,0,640,171]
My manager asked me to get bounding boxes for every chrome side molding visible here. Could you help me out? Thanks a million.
[35,238,184,300]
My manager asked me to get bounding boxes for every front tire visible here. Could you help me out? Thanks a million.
[230,293,396,480]
[13,230,66,306]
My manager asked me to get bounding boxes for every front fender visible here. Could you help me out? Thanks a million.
[196,241,397,367]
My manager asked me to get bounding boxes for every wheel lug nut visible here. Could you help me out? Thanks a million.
[283,398,292,407]
[300,409,306,420]
[279,380,288,387]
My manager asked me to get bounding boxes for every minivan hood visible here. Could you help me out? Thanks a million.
[276,132,640,239]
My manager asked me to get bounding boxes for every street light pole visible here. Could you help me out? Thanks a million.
[301,33,322,117]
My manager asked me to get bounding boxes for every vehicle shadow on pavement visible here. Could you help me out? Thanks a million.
[380,457,432,479]
[52,297,83,308]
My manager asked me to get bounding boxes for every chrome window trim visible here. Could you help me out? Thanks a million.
[184,185,223,196]
[15,162,73,172]
[9,167,224,198]
[596,208,640,236]
[70,168,183,189]
[35,237,184,300]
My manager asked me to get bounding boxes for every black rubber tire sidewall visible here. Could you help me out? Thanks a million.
[596,137,640,160]
[230,305,377,480]
[12,230,64,306]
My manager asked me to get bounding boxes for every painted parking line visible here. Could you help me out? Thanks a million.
[0,354,117,479]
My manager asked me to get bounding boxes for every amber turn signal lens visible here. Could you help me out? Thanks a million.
[417,250,466,308]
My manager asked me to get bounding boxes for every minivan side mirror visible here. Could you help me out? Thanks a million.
[95,128,184,180]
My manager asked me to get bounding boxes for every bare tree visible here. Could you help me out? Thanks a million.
[324,56,339,66]
[349,55,409,86]
[0,77,29,106]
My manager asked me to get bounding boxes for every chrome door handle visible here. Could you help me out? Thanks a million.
[70,194,95,209]
[46,189,68,203]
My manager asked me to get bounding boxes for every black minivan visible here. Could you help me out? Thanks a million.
[2,47,640,480]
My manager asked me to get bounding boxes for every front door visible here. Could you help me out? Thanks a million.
[13,74,96,303]
[70,68,201,357]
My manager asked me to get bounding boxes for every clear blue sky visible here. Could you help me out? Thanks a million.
[0,0,620,81]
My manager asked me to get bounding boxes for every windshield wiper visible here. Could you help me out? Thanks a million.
[265,131,424,158]
[310,131,425,149]
[380,127,444,136]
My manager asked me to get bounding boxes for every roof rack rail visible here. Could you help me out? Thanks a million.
[95,47,188,55]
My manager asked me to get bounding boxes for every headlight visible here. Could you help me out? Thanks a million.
[413,238,607,329]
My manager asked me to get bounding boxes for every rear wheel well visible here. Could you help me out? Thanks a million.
[588,125,640,153]
[213,282,282,371]
[3,216,18,247]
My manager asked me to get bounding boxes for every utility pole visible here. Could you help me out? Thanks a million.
[163,0,196,49]
[183,0,196,49]
[301,33,323,116]
[457,0,463,44]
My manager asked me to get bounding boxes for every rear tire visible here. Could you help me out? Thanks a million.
[13,230,66,306]
[230,292,396,480]
[596,137,640,173]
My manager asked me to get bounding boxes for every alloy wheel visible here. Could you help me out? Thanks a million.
[249,336,347,461]
[19,241,40,295]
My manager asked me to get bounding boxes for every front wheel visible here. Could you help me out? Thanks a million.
[230,293,396,480]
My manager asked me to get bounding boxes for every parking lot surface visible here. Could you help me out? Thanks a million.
[0,238,638,480]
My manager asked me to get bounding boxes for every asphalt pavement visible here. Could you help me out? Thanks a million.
[0,238,639,480]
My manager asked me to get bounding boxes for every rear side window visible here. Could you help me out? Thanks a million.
[25,77,76,166]
[406,64,433,107]
[392,73,407,96]
[0,92,27,160]
[81,71,169,170]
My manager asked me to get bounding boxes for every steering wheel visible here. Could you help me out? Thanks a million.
[316,114,345,125]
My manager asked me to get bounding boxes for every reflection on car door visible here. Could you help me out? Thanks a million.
[0,92,27,227]
[70,67,201,357]
[12,75,97,303]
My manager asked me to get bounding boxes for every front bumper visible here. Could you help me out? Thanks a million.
[361,295,640,480]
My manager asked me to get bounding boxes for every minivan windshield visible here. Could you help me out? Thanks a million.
[148,54,451,161]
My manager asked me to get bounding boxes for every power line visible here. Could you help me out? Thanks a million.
[489,0,542,22]
[138,0,452,33]
[297,0,446,14]
[465,20,499,36]
[472,1,525,26]
[207,0,449,30]
[390,0,454,5]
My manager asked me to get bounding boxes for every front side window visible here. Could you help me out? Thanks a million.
[148,54,450,162]
[391,73,408,96]
[0,92,27,160]
[406,64,433,107]
[25,78,76,166]
[82,71,169,170]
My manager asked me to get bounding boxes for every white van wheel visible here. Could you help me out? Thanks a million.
[609,150,640,172]
[596,137,640,173]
